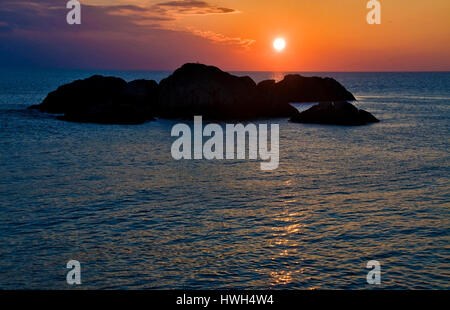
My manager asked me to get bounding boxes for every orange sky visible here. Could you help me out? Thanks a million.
[86,0,450,71]
[2,0,449,71]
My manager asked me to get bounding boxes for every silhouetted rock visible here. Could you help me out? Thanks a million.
[255,79,298,117]
[157,63,261,119]
[157,64,355,119]
[29,75,127,114]
[290,101,379,126]
[120,79,158,107]
[257,74,356,105]
[30,63,365,123]
[29,75,157,124]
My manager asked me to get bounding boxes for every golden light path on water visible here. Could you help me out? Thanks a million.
[268,179,303,287]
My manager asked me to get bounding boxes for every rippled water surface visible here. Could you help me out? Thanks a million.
[0,70,449,289]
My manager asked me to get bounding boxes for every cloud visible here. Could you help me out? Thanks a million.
[0,0,168,33]
[155,0,238,15]
[0,0,255,69]
[0,0,251,46]
[189,29,255,49]
[96,2,247,48]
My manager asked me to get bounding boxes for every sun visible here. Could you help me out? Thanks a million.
[273,38,286,52]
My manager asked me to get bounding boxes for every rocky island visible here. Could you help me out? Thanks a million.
[29,63,379,125]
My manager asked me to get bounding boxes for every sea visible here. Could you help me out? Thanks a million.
[0,69,448,289]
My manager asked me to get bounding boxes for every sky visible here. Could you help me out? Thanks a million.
[0,0,449,71]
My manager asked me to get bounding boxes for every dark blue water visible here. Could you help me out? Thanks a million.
[0,70,449,289]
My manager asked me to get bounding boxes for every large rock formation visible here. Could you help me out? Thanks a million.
[29,63,374,124]
[257,74,355,104]
[29,75,157,124]
[156,63,355,119]
[290,101,379,126]
[157,63,262,119]
[30,75,127,114]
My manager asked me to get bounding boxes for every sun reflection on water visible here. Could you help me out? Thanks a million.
[270,72,285,82]
[270,270,293,286]
[267,181,306,287]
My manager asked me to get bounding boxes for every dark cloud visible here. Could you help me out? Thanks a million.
[0,0,174,33]
[0,0,247,42]
[155,0,237,14]
[0,0,175,68]
[0,0,252,69]
[0,0,235,34]
[0,1,65,32]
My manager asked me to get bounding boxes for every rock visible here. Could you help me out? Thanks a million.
[157,63,355,119]
[29,75,157,124]
[290,101,379,126]
[255,79,298,117]
[30,63,362,123]
[60,101,152,125]
[29,75,127,114]
[120,79,158,107]
[257,74,355,105]
[157,63,260,119]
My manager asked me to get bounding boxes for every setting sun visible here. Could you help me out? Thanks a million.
[273,38,286,52]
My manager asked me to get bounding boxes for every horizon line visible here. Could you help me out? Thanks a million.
[1,65,450,74]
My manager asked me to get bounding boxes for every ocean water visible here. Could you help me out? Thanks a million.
[0,69,449,289]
